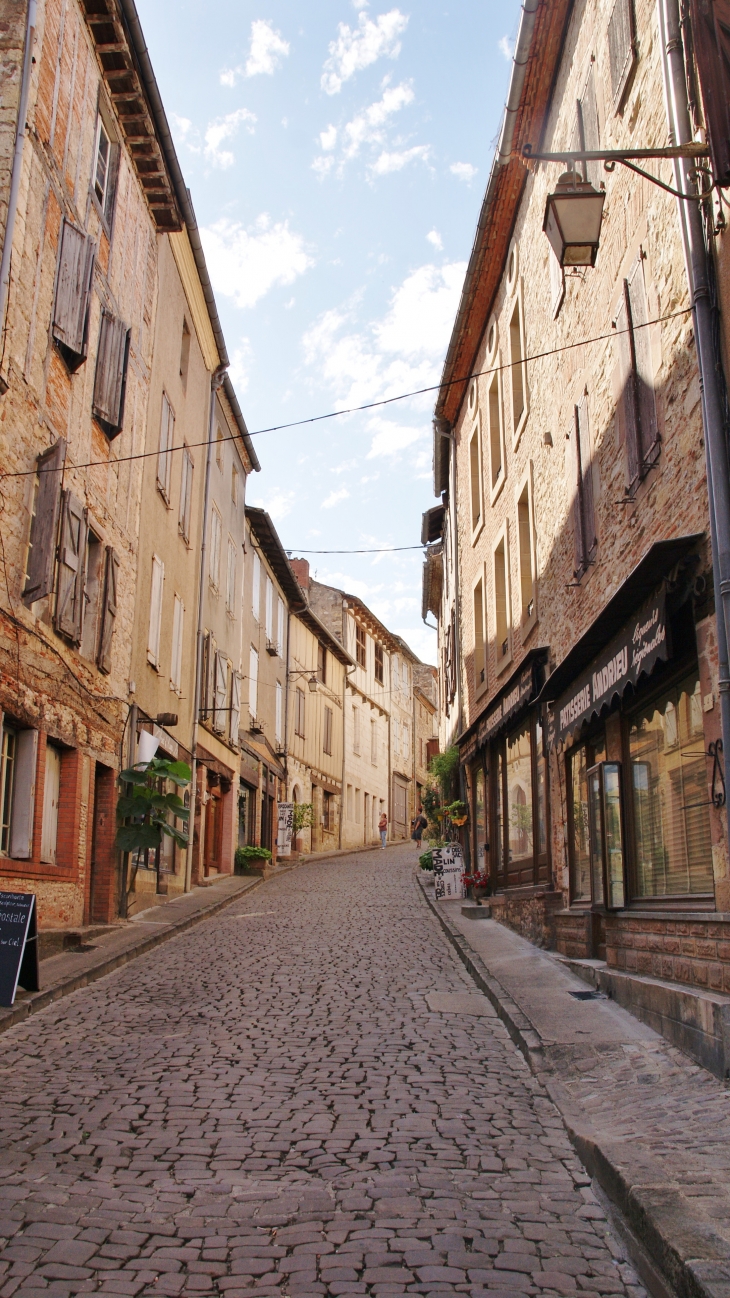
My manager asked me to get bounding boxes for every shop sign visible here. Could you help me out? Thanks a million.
[433,844,465,900]
[0,892,39,1007]
[550,589,667,748]
[277,802,293,856]
[460,660,540,763]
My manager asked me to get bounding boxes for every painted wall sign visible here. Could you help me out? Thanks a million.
[0,892,39,1007]
[460,658,543,763]
[550,589,668,748]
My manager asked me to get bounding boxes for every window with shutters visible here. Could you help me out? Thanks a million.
[147,555,164,668]
[55,492,87,644]
[171,596,184,694]
[487,369,505,500]
[252,551,261,620]
[295,687,306,738]
[509,291,528,444]
[469,419,483,535]
[576,66,601,185]
[52,222,95,371]
[0,726,37,860]
[607,0,637,112]
[93,312,130,437]
[230,670,242,745]
[615,254,659,492]
[97,546,119,675]
[355,623,366,669]
[80,530,103,662]
[0,725,16,853]
[200,632,215,719]
[226,538,237,614]
[473,577,486,691]
[23,439,66,606]
[179,447,193,543]
[690,0,730,188]
[276,681,283,745]
[93,111,118,222]
[317,642,327,684]
[323,705,333,755]
[493,526,511,667]
[209,507,222,591]
[41,744,61,866]
[570,394,597,579]
[353,705,361,755]
[213,651,229,733]
[157,393,174,503]
[323,790,334,831]
[277,597,285,657]
[517,473,537,625]
[265,576,273,642]
[249,645,259,719]
[375,642,384,684]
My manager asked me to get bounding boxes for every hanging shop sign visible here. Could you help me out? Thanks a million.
[433,844,465,900]
[549,588,668,749]
[0,892,39,1007]
[277,802,293,856]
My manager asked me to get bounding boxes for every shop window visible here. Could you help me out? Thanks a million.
[179,447,193,543]
[356,623,367,669]
[570,395,597,579]
[157,392,174,503]
[493,530,510,665]
[615,255,659,492]
[607,0,637,112]
[517,478,536,624]
[488,370,505,498]
[587,761,626,909]
[474,764,487,872]
[536,717,548,859]
[506,722,533,880]
[323,705,333,755]
[473,578,486,690]
[569,735,607,902]
[469,422,483,533]
[629,671,714,898]
[180,319,191,388]
[375,642,384,684]
[509,294,527,442]
[493,747,505,885]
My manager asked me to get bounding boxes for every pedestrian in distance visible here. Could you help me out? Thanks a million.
[411,807,428,849]
[378,811,388,849]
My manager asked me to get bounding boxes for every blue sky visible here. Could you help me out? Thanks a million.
[136,0,521,662]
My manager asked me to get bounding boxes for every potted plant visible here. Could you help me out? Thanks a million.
[234,845,273,876]
[116,756,190,900]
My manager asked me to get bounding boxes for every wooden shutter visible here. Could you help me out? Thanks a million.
[213,651,228,733]
[147,555,164,666]
[93,312,130,435]
[626,256,659,469]
[578,68,601,185]
[9,729,37,860]
[249,645,258,719]
[690,0,730,188]
[52,221,95,364]
[23,438,66,606]
[179,448,193,541]
[229,670,242,743]
[577,398,597,566]
[607,0,636,111]
[324,705,333,755]
[615,287,641,491]
[54,491,87,642]
[199,632,212,719]
[97,546,119,674]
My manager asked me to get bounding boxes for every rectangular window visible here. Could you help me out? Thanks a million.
[353,705,361,755]
[347,784,354,821]
[371,717,377,765]
[157,392,174,502]
[506,721,533,879]
[40,744,61,865]
[1,728,37,860]
[375,642,384,684]
[570,396,597,579]
[94,115,112,211]
[54,491,87,643]
[473,578,486,689]
[517,478,536,623]
[607,0,636,112]
[52,222,95,370]
[569,735,606,901]
[226,538,237,613]
[180,319,191,387]
[356,623,366,669]
[494,532,510,664]
[323,790,333,831]
[265,576,273,641]
[324,705,333,755]
[509,296,527,438]
[469,422,482,531]
[252,552,261,620]
[171,595,184,693]
[210,508,222,590]
[277,597,285,657]
[275,681,283,745]
[93,312,130,438]
[147,555,164,667]
[317,642,327,683]
[295,688,306,738]
[249,646,259,720]
[179,447,193,543]
[630,671,714,898]
[616,257,659,492]
[23,439,66,606]
[97,545,119,675]
[213,650,229,734]
[79,530,103,662]
[355,788,362,823]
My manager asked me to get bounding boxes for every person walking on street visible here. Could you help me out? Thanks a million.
[378,811,388,849]
[411,807,428,849]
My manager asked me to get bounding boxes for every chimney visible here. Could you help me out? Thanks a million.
[290,557,310,592]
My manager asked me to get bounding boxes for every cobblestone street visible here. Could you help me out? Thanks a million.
[0,849,646,1298]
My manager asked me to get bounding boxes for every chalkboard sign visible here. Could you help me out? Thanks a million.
[0,892,39,1007]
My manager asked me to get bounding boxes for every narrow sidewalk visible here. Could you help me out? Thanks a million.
[419,873,730,1298]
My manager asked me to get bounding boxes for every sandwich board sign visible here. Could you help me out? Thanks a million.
[0,892,39,1007]
[433,844,465,900]
[277,802,293,857]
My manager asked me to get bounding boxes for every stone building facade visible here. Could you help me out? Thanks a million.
[428,0,730,1002]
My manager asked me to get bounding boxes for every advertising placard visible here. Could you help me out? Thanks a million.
[0,892,39,1007]
[433,844,465,900]
[277,802,293,856]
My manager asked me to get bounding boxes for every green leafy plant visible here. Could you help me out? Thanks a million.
[419,842,446,870]
[235,845,272,871]
[292,803,314,832]
[428,746,460,800]
[116,757,190,854]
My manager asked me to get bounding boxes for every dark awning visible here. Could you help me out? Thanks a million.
[421,504,445,545]
[538,535,704,705]
[458,646,549,762]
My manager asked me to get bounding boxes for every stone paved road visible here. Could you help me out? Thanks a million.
[0,848,646,1298]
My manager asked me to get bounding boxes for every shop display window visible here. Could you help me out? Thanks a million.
[506,721,533,874]
[629,671,713,898]
[474,764,487,872]
[568,734,606,903]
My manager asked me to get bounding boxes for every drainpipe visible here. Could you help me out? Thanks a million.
[284,608,291,789]
[186,365,227,892]
[0,0,36,369]
[659,0,730,841]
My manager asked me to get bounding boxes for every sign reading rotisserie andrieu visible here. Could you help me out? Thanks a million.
[549,589,668,748]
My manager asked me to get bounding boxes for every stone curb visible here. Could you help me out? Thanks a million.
[416,873,728,1298]
[0,876,263,1037]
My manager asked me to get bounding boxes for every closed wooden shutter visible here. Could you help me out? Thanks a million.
[9,729,38,860]
[199,632,213,719]
[578,67,601,185]
[52,221,95,364]
[23,438,66,606]
[97,546,119,675]
[607,0,636,111]
[626,256,659,469]
[690,0,730,188]
[324,705,333,755]
[229,670,242,744]
[576,397,597,568]
[147,555,164,666]
[249,645,258,719]
[54,491,87,642]
[213,651,228,733]
[179,448,193,541]
[615,288,641,491]
[93,312,130,435]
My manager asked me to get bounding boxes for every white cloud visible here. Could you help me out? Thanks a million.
[204,108,256,168]
[321,9,408,95]
[312,155,335,177]
[498,34,514,61]
[374,261,465,358]
[229,339,252,392]
[171,114,199,152]
[323,486,350,508]
[320,124,338,151]
[221,20,289,85]
[250,490,295,521]
[450,161,477,183]
[370,144,430,174]
[201,215,313,309]
[426,229,443,250]
[366,416,425,458]
[343,82,413,160]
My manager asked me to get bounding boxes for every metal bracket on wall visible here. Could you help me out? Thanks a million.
[709,738,726,808]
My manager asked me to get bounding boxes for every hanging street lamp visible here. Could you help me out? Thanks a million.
[543,170,606,267]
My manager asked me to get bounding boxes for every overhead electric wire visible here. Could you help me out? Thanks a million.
[289,545,425,554]
[0,305,693,482]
